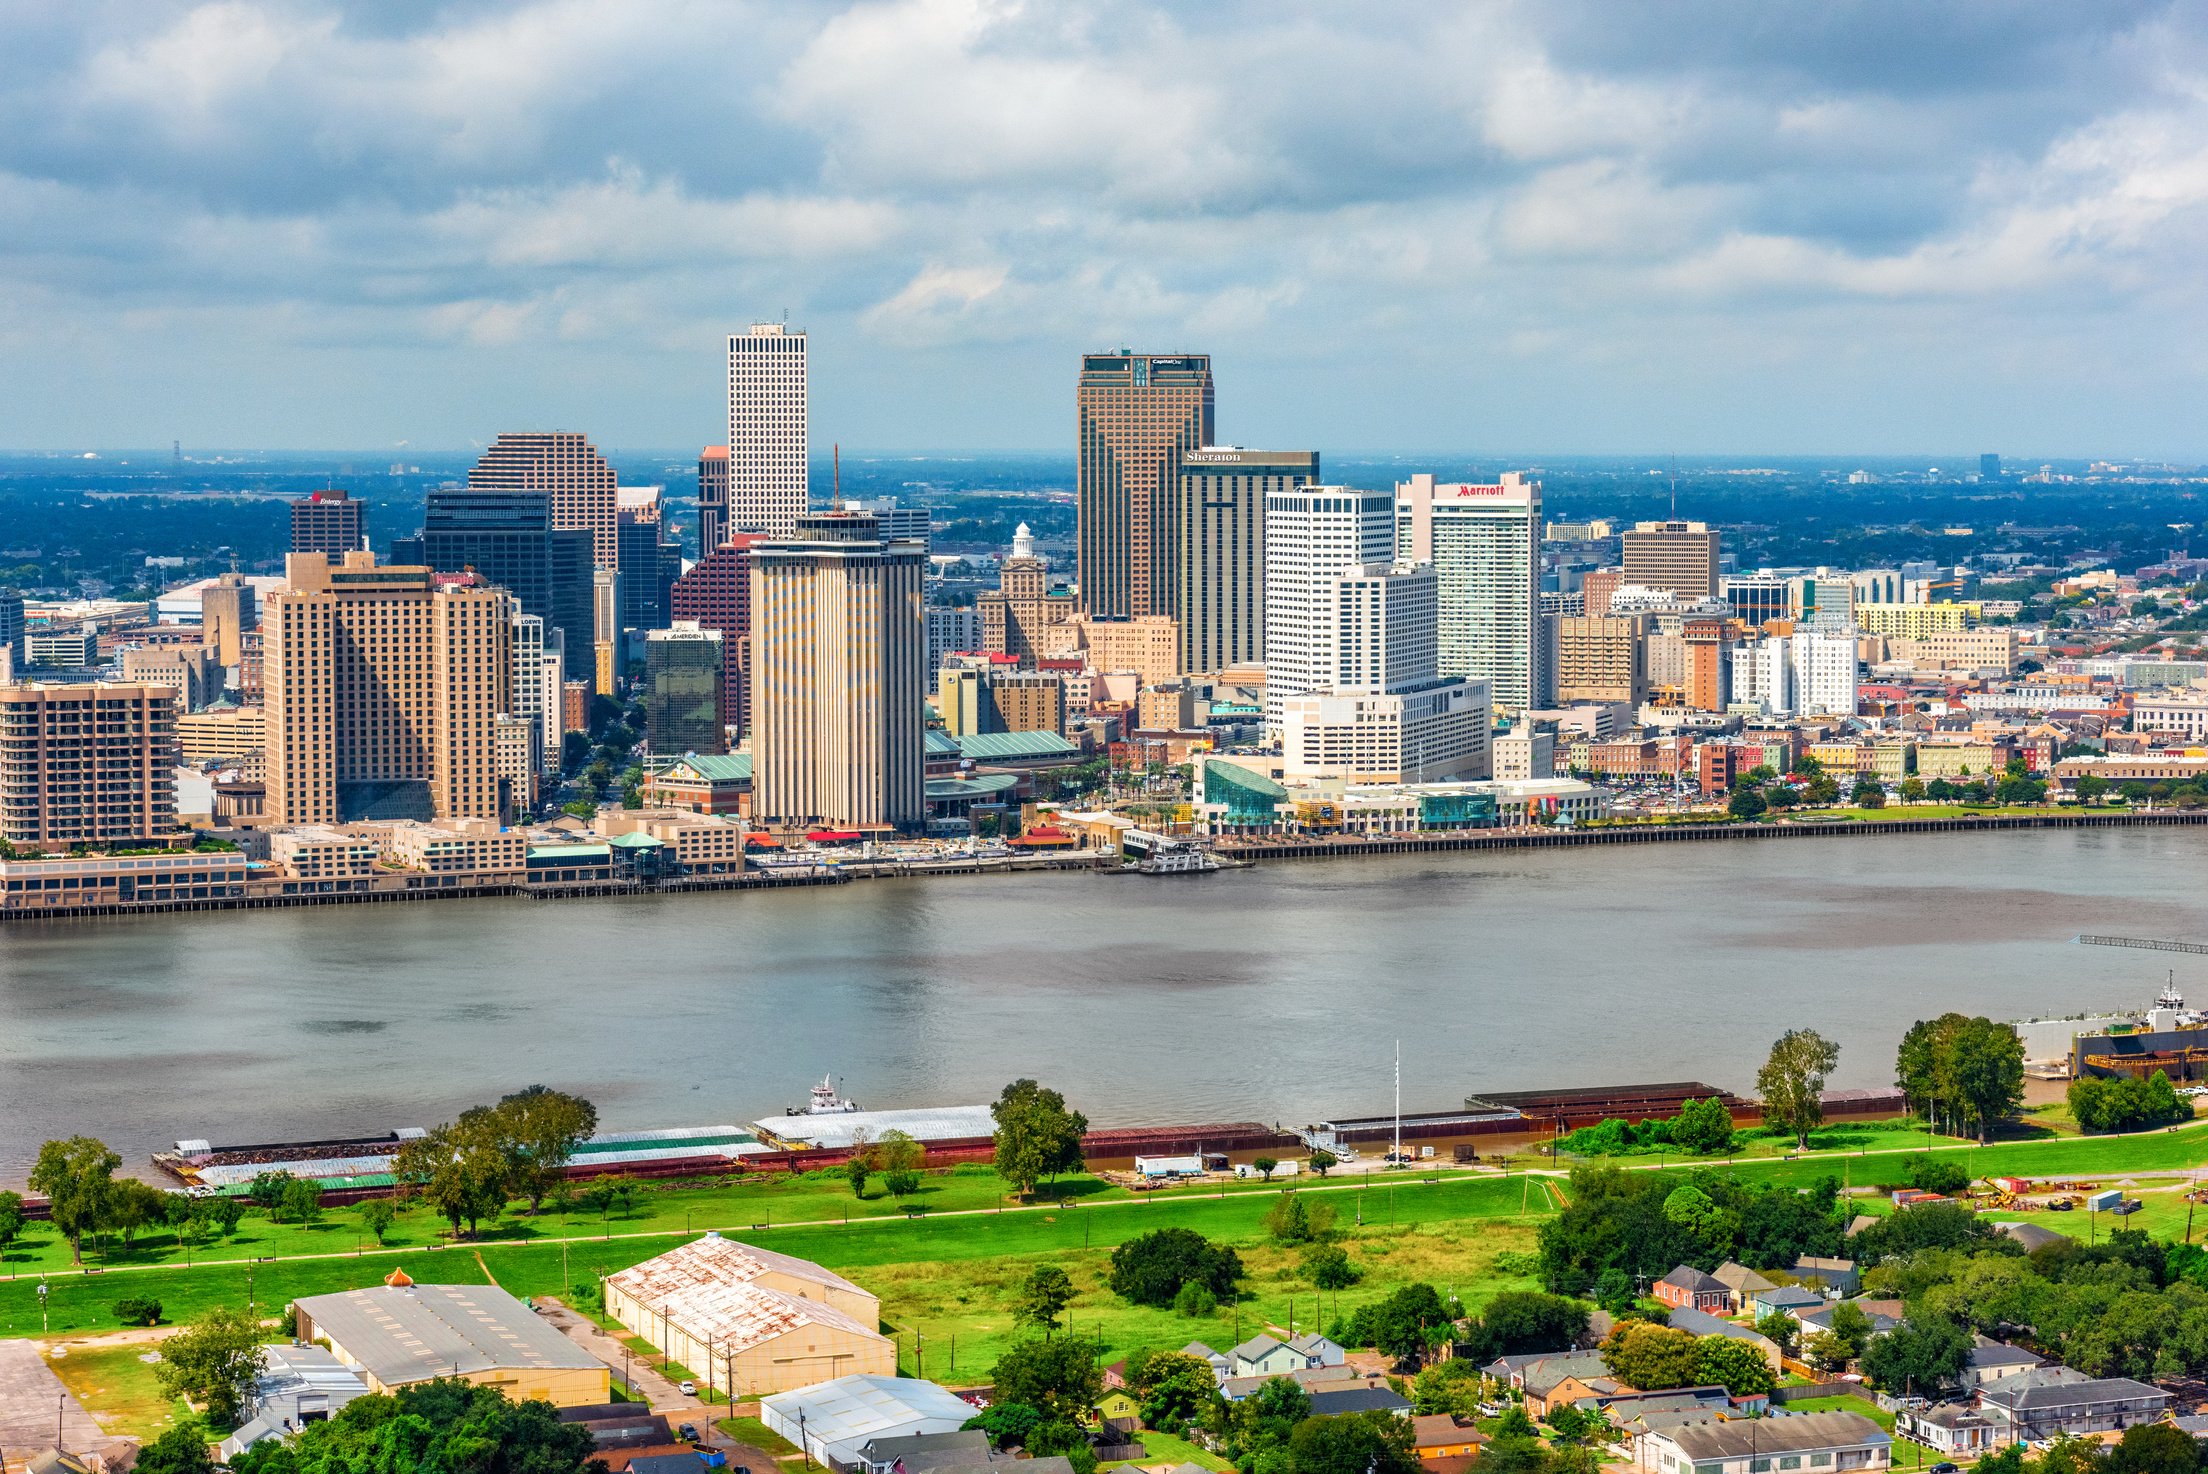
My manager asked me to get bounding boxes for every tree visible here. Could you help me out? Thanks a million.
[1358,1283,1455,1365]
[1671,1097,1735,1154]
[1265,1193,1336,1245]
[249,1170,298,1218]
[358,1198,398,1245]
[1859,1315,1973,1394]
[1600,1322,1702,1390]
[1462,1292,1591,1361]
[1025,1419,1099,1474]
[1754,1310,1799,1354]
[845,1155,873,1198]
[875,1129,925,1177]
[2078,774,2112,804]
[1905,1155,1970,1195]
[1109,1228,1243,1307]
[1253,1157,1279,1182]
[29,1136,120,1263]
[991,1079,1089,1199]
[1015,1266,1077,1333]
[489,1086,599,1214]
[112,1295,164,1326]
[1133,1353,1218,1429]
[1947,1017,2027,1142]
[1309,1150,1338,1178]
[280,1178,323,1226]
[111,1179,174,1252]
[1899,778,1926,804]
[135,1422,216,1474]
[1175,1280,1218,1316]
[1302,1243,1360,1289]
[1728,788,1768,820]
[2108,1421,2202,1474]
[1757,1029,1841,1149]
[156,1306,266,1427]
[1696,1335,1775,1395]
[884,1169,923,1197]
[391,1120,510,1239]
[1852,777,1886,808]
[0,1189,22,1249]
[990,1335,1105,1421]
[964,1403,1044,1450]
[1287,1410,1421,1474]
[233,1378,597,1474]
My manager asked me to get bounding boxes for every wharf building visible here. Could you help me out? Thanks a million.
[1077,350,1214,622]
[1174,447,1319,674]
[1396,472,1544,712]
[727,323,809,536]
[468,431,619,573]
[404,485,594,680]
[1620,519,1720,601]
[261,552,513,826]
[289,489,367,556]
[1263,485,1395,738]
[671,534,765,736]
[751,513,926,833]
[0,682,179,848]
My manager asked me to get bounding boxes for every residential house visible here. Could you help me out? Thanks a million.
[1747,1286,1827,1320]
[1529,1373,1622,1418]
[1710,1262,1777,1315]
[1636,1409,1890,1474]
[219,1344,372,1459]
[1094,1389,1141,1424]
[1412,1417,1490,1461]
[1958,1336,2045,1392]
[1308,1386,1413,1418]
[1792,1257,1861,1296]
[1655,1267,1733,1315]
[1795,1302,1899,1340]
[1231,1334,1327,1378]
[1665,1306,1783,1376]
[1894,1403,2002,1457]
[1183,1342,1231,1382]
[1220,1365,1361,1401]
[1480,1349,1588,1385]
[1996,1223,2066,1253]
[1287,1333,1349,1367]
[1978,1375,2172,1441]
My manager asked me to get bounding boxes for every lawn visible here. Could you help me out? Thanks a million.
[47,1342,193,1442]
[1686,1118,2208,1195]
[718,1415,800,1457]
[1111,1430,1232,1470]
[0,1172,1554,1352]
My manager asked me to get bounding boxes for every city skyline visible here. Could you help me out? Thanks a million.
[5,5,2208,456]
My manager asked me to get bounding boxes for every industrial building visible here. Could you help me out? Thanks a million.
[603,1234,894,1397]
[292,1275,609,1406]
[760,1375,980,1468]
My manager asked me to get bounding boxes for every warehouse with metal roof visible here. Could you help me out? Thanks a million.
[292,1279,608,1406]
[760,1375,978,1467]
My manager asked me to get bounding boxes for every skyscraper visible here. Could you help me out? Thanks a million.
[0,588,21,670]
[468,432,619,572]
[697,446,730,553]
[1979,453,2002,482]
[1262,484,1395,736]
[616,486,681,635]
[644,624,727,756]
[1620,520,1720,601]
[0,683,178,846]
[290,489,367,555]
[978,524,1072,663]
[418,486,594,680]
[751,514,925,832]
[1077,351,1214,621]
[670,535,764,735]
[1555,613,1648,706]
[1174,448,1318,674]
[727,324,808,535]
[200,573,257,668]
[262,552,512,825]
[1395,472,1543,711]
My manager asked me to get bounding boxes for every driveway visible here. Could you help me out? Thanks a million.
[0,1340,108,1460]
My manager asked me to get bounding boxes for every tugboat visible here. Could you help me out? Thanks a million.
[786,1074,861,1115]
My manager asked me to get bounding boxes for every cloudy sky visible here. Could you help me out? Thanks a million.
[5,0,2208,455]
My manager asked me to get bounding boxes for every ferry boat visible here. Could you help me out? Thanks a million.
[786,1074,861,1115]
[1135,841,1220,875]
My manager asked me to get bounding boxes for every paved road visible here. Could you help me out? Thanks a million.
[0,1339,108,1459]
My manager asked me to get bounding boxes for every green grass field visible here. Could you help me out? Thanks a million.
[47,1343,193,1442]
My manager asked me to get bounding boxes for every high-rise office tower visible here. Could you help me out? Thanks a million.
[200,573,257,668]
[290,489,367,555]
[1076,350,1214,621]
[1395,472,1543,712]
[751,513,925,832]
[1979,453,2002,482]
[644,624,727,756]
[671,534,764,735]
[1620,520,1720,601]
[418,486,594,680]
[0,588,26,670]
[616,486,682,635]
[838,497,931,553]
[1174,448,1318,674]
[926,606,981,675]
[0,683,178,846]
[978,523,1072,663]
[262,552,512,825]
[727,324,809,535]
[1792,626,1860,716]
[468,432,619,572]
[509,611,562,775]
[1555,612,1648,706]
[697,446,731,553]
[1262,484,1395,736]
[1684,618,1734,712]
[593,569,619,696]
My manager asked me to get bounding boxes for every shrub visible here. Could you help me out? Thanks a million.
[1174,1280,1218,1316]
[112,1295,163,1326]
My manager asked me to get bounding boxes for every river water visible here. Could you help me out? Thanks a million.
[4,827,2207,1185]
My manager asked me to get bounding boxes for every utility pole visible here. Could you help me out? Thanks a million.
[1393,1040,1402,1168]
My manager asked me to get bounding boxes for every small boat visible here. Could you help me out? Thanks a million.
[787,1074,861,1115]
[1135,841,1220,876]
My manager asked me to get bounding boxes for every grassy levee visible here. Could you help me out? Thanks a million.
[0,1172,1551,1357]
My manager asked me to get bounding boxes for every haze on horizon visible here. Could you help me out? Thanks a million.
[5,2,2208,459]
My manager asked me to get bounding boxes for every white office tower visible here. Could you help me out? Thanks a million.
[1792,626,1860,716]
[1396,472,1543,712]
[1282,561,1491,784]
[1263,485,1395,737]
[926,605,982,673]
[539,630,567,769]
[510,609,549,768]
[727,323,809,536]
[1731,636,1793,717]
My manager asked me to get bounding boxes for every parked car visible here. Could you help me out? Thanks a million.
[678,1424,701,1443]
[679,1380,697,1396]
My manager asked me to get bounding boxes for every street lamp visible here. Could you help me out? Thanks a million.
[37,1280,48,1333]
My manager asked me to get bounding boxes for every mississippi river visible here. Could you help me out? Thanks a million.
[5,827,2206,1183]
